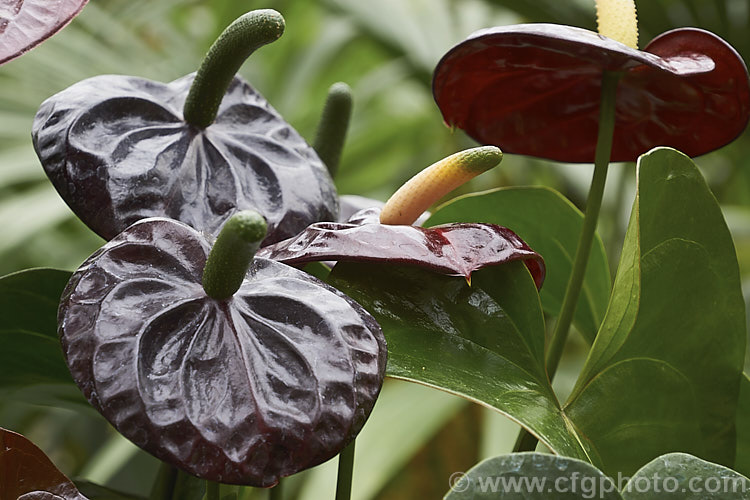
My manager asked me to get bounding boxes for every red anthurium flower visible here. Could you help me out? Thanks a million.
[433,24,750,162]
[258,207,546,289]
[260,146,545,288]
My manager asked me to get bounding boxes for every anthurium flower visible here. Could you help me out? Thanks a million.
[0,0,89,65]
[32,10,337,245]
[433,24,750,162]
[258,207,545,288]
[260,146,546,288]
[58,213,386,486]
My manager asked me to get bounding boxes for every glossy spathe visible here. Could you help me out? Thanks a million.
[433,24,750,162]
[0,427,88,500]
[259,207,545,288]
[0,0,89,65]
[32,73,338,245]
[58,217,386,486]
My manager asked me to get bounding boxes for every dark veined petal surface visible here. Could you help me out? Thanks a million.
[258,207,545,288]
[0,0,88,65]
[58,218,385,486]
[433,24,750,162]
[32,73,338,244]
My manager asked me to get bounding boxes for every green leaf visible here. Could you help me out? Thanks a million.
[0,268,86,408]
[444,452,620,500]
[426,186,611,343]
[328,261,592,462]
[735,373,750,477]
[444,451,750,500]
[622,453,750,499]
[565,148,746,475]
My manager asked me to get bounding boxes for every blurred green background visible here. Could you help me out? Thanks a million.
[1,1,749,498]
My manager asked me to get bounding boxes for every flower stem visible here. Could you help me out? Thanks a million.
[269,480,283,500]
[513,70,621,453]
[202,210,267,300]
[314,82,353,178]
[206,481,220,500]
[335,440,356,500]
[149,463,177,500]
[183,9,285,128]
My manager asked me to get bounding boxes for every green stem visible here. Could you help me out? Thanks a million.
[202,210,267,300]
[335,440,356,500]
[206,481,221,500]
[183,9,285,128]
[269,480,283,500]
[513,70,621,453]
[149,463,178,500]
[314,82,353,178]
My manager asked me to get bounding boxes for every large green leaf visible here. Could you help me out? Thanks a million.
[565,148,746,474]
[426,186,611,343]
[443,452,750,500]
[621,453,750,499]
[0,268,85,408]
[444,452,619,500]
[332,147,744,477]
[329,261,592,462]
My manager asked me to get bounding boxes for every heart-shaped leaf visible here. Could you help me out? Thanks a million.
[426,186,610,342]
[58,218,386,486]
[444,452,750,499]
[259,207,545,287]
[0,427,88,499]
[0,0,88,65]
[444,452,619,500]
[622,453,750,499]
[330,147,745,475]
[329,260,592,462]
[433,25,750,162]
[564,147,746,474]
[32,73,337,244]
[0,267,88,409]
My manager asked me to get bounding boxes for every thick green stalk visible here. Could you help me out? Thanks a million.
[335,440,356,500]
[314,82,353,178]
[545,70,620,377]
[202,211,267,300]
[183,10,285,128]
[149,463,177,500]
[206,481,220,500]
[513,70,621,453]
[269,480,283,500]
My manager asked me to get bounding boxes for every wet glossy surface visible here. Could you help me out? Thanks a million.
[58,218,386,486]
[259,207,545,289]
[33,73,338,244]
[0,427,88,499]
[0,0,88,65]
[433,24,750,162]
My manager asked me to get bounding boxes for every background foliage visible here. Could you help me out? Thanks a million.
[1,0,749,498]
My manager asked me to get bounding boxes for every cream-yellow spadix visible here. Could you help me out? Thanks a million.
[380,146,502,226]
[596,0,638,49]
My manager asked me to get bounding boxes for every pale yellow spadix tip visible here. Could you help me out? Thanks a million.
[380,146,502,226]
[596,0,638,49]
